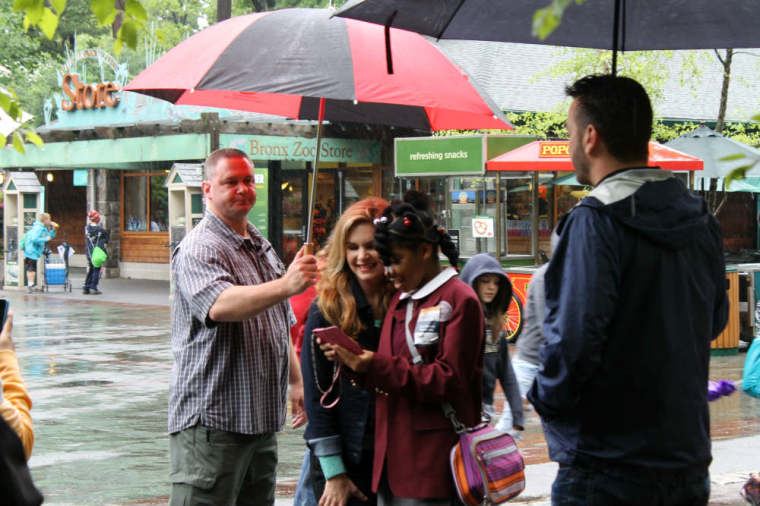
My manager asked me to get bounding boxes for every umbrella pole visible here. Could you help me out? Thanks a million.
[305,97,326,255]
[610,0,621,75]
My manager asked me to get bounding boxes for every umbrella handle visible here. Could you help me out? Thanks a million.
[305,97,326,249]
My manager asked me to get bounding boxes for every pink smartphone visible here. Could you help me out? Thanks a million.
[312,326,364,355]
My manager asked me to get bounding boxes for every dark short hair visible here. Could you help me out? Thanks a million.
[565,75,652,163]
[204,148,252,180]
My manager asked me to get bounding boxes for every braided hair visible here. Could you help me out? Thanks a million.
[374,191,459,269]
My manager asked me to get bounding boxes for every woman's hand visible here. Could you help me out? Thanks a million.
[319,340,374,373]
[319,474,368,506]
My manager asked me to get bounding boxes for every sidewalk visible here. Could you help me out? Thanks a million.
[16,270,172,308]
[275,434,759,505]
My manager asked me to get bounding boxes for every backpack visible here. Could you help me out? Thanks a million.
[19,230,30,251]
[743,338,760,398]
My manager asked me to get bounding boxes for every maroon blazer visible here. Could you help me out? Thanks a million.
[364,268,484,499]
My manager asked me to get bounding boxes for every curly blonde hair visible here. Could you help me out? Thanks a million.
[316,197,393,337]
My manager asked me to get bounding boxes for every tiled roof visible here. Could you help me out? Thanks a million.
[436,41,760,122]
[167,163,203,188]
[5,171,42,192]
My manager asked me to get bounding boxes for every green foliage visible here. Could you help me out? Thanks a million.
[532,0,584,40]
[543,47,704,109]
[432,111,567,140]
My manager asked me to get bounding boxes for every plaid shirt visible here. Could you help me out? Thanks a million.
[168,211,295,435]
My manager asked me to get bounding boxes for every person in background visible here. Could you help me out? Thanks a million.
[302,197,392,506]
[512,264,549,399]
[83,210,109,295]
[0,311,33,460]
[528,75,728,506]
[460,253,524,439]
[322,193,482,505]
[21,213,58,293]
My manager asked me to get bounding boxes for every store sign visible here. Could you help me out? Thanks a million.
[61,73,120,111]
[395,136,485,176]
[46,41,129,126]
[472,216,495,238]
[222,134,381,164]
[538,141,570,158]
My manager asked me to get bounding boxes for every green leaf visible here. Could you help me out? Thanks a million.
[50,0,66,15]
[91,0,117,25]
[124,0,147,22]
[118,20,139,50]
[752,113,760,122]
[8,102,21,121]
[724,166,752,189]
[22,13,30,30]
[0,93,10,113]
[25,0,45,24]
[25,131,44,148]
[113,37,123,56]
[39,7,59,39]
[12,0,36,12]
[719,153,746,162]
[0,135,6,150]
[532,6,560,41]
[12,132,25,154]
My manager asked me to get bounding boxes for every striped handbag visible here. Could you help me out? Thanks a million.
[444,403,525,505]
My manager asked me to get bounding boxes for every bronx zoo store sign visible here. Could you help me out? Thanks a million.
[44,47,128,125]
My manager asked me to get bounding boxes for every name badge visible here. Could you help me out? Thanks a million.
[413,301,453,346]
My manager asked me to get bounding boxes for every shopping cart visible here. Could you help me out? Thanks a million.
[43,242,72,293]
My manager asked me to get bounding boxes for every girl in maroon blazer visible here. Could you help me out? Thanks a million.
[322,192,484,505]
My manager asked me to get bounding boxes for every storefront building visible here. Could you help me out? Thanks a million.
[0,48,389,282]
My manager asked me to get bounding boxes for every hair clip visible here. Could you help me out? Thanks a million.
[373,217,388,225]
[403,217,412,227]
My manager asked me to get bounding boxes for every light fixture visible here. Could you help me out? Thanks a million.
[0,173,5,185]
[46,172,54,182]
[281,182,290,190]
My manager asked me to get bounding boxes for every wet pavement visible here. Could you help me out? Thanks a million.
[3,279,760,505]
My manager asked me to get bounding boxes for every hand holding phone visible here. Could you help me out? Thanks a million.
[0,300,12,352]
[313,326,364,355]
[0,299,8,330]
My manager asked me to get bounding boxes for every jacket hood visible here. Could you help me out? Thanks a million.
[459,253,508,287]
[582,168,715,250]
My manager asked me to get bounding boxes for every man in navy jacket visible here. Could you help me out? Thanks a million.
[528,75,728,506]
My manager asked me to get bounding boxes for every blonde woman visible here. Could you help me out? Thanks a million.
[21,213,58,293]
[301,197,393,506]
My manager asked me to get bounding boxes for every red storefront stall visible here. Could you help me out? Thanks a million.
[487,140,706,340]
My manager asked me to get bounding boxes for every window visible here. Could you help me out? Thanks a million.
[122,172,169,233]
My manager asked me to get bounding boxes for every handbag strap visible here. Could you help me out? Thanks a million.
[311,331,343,409]
[401,299,466,434]
[404,300,423,365]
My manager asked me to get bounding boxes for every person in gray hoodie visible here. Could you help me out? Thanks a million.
[460,253,524,437]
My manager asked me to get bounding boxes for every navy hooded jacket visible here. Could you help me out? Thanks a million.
[527,168,728,470]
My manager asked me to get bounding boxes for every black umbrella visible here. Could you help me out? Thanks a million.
[335,0,760,74]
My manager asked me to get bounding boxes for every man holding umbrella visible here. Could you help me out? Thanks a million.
[528,75,728,505]
[169,148,317,505]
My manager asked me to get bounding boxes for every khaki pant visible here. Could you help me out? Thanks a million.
[169,424,277,506]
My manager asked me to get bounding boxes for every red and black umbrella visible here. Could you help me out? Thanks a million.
[125,8,512,245]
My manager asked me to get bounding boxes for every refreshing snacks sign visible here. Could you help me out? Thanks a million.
[395,136,485,176]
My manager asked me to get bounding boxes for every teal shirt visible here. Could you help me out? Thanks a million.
[22,221,56,260]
